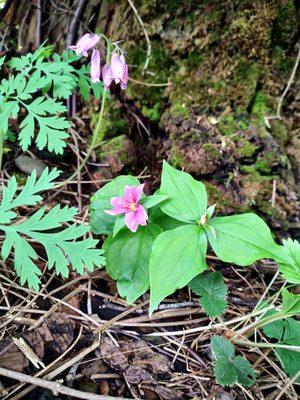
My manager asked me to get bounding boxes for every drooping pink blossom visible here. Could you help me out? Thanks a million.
[69,33,100,57]
[102,64,113,90]
[105,184,148,232]
[90,48,101,83]
[110,53,128,89]
[102,53,128,91]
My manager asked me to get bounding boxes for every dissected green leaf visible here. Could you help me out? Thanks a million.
[104,224,162,303]
[206,214,288,266]
[263,317,300,382]
[90,175,140,234]
[0,170,104,290]
[149,225,207,314]
[159,161,207,223]
[189,271,228,317]
[278,238,300,284]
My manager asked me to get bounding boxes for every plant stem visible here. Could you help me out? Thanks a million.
[55,35,111,189]
[233,338,300,352]
[0,129,3,171]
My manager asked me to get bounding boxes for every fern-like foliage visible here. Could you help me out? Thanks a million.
[0,169,104,290]
[0,45,103,154]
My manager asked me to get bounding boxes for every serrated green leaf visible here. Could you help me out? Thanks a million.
[211,335,255,387]
[189,271,228,317]
[149,225,207,314]
[278,239,300,284]
[214,358,238,387]
[206,214,288,266]
[211,335,235,359]
[104,224,162,303]
[90,175,140,235]
[233,356,255,387]
[159,161,207,223]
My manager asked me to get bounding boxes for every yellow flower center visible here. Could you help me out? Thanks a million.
[129,202,137,211]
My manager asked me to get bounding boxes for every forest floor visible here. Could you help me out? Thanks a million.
[0,0,300,399]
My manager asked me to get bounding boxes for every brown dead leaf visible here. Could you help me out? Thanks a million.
[0,337,29,372]
[100,336,182,400]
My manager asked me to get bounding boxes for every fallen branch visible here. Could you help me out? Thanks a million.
[0,367,128,400]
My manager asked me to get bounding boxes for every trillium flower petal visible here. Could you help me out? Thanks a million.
[124,184,145,203]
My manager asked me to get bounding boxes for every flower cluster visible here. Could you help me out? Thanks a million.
[69,33,128,90]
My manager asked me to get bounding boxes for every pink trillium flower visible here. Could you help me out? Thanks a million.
[105,184,148,232]
[90,48,101,83]
[69,33,100,57]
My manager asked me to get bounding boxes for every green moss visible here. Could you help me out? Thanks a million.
[218,113,249,137]
[271,1,297,47]
[99,135,135,166]
[252,92,269,118]
[169,103,190,118]
[271,120,288,148]
[142,103,161,122]
[236,141,258,158]
[90,100,129,142]
[255,152,277,174]
[126,41,175,107]
[170,148,187,170]
[203,143,220,159]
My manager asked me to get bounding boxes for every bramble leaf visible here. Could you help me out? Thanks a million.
[263,317,300,382]
[232,356,256,387]
[211,335,235,359]
[211,335,255,387]
[214,358,238,387]
[149,225,207,314]
[189,271,228,317]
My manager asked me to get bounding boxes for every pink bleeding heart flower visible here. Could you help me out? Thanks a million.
[90,48,101,83]
[102,64,113,90]
[105,184,148,232]
[69,33,100,57]
[110,53,128,89]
